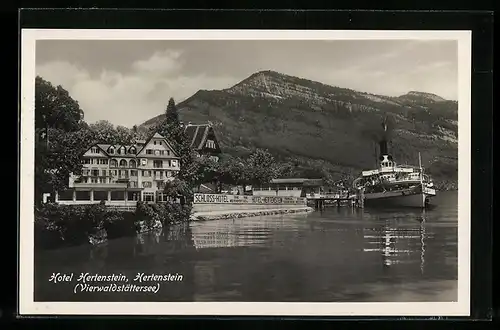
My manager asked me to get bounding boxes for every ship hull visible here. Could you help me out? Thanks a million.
[363,192,432,208]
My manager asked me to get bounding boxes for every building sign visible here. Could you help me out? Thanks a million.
[193,193,306,205]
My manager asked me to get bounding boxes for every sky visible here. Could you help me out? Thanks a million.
[36,39,458,127]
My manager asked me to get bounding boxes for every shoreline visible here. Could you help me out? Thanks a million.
[191,207,314,221]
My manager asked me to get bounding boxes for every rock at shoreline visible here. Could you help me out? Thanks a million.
[192,207,314,221]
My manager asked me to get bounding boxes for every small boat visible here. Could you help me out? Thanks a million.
[353,120,437,208]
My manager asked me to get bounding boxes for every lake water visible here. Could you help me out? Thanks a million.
[34,191,458,302]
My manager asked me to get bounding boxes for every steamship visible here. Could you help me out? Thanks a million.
[352,120,437,208]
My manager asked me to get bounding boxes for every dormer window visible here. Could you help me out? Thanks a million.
[206,140,216,149]
[90,147,99,154]
[108,147,115,154]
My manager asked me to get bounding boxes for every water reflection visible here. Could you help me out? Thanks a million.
[190,214,310,249]
[362,217,428,273]
[35,191,458,302]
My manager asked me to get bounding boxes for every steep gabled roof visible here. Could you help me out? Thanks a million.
[184,123,219,150]
[83,143,113,157]
[137,131,180,158]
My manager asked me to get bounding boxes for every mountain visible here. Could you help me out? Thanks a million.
[141,70,458,189]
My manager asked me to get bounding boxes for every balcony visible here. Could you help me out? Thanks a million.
[71,182,128,189]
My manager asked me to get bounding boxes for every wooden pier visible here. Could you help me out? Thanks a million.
[306,192,364,210]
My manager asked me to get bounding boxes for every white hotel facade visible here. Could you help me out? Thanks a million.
[55,132,180,205]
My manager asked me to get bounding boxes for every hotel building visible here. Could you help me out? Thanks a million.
[55,132,180,205]
[184,123,222,161]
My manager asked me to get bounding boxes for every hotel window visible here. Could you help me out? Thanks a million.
[110,159,118,167]
[166,171,172,178]
[83,169,90,176]
[82,158,91,164]
[153,141,157,145]
[91,178,98,183]
[142,181,152,188]
[142,170,151,177]
[153,160,163,168]
[119,146,126,155]
[91,147,99,153]
[129,147,136,154]
[99,178,106,183]
[159,150,165,155]
[167,150,170,156]
[154,150,160,156]
[171,160,178,167]
[130,170,138,176]
[129,159,136,168]
[143,192,154,202]
[141,159,147,166]
[102,170,107,176]
[92,170,99,176]
[206,140,216,149]
[111,170,117,176]
[108,147,115,154]
[157,182,165,190]
[146,149,153,154]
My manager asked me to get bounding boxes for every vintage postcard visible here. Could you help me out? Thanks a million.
[19,29,471,316]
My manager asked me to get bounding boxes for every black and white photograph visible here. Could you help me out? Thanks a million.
[20,29,471,316]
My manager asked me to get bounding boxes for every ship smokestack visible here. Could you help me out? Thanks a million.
[379,140,388,157]
[378,117,389,159]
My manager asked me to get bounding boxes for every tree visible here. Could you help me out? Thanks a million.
[35,76,84,132]
[88,120,116,143]
[245,148,281,185]
[132,125,150,142]
[165,97,180,126]
[163,178,193,205]
[115,125,134,144]
[35,76,90,205]
[35,128,95,206]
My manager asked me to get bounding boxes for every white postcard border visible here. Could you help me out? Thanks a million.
[19,29,471,316]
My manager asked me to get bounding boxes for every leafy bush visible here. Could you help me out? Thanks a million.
[103,210,139,239]
[135,201,192,229]
[34,203,106,248]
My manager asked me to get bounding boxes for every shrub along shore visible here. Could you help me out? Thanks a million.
[34,201,192,251]
[34,200,314,250]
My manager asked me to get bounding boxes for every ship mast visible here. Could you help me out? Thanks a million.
[418,152,423,185]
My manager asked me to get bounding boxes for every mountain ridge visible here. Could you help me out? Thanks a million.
[140,70,458,189]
